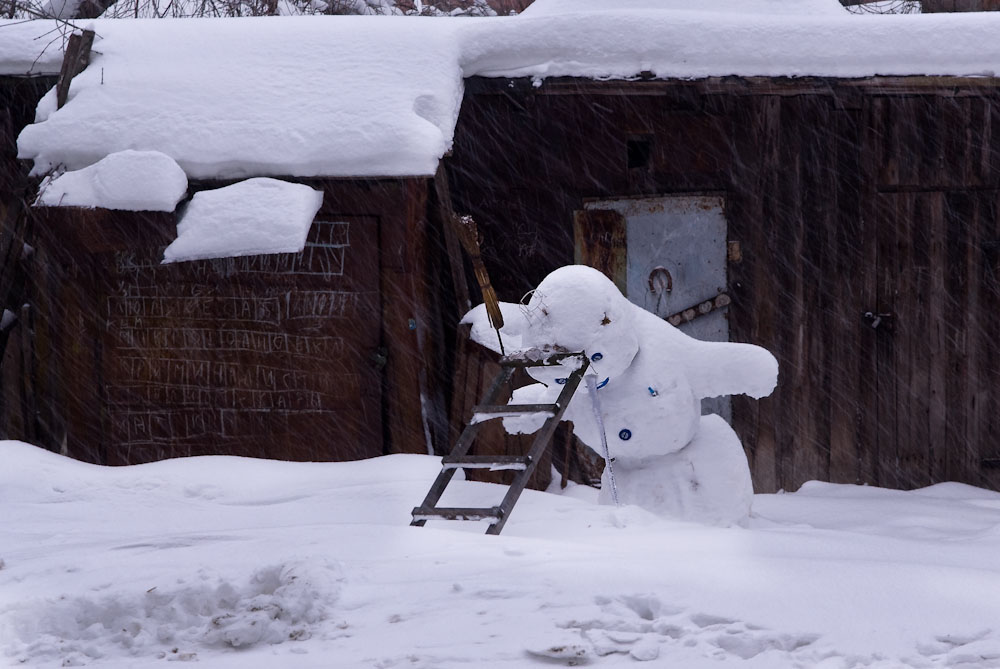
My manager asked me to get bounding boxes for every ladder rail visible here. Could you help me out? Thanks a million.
[410,352,589,534]
[410,364,516,527]
[485,359,588,535]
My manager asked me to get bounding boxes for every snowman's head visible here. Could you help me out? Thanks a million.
[521,265,639,381]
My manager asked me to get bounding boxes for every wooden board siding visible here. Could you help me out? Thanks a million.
[448,76,1000,493]
[0,77,59,450]
[8,179,435,464]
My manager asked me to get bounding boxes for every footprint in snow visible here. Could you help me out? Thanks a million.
[548,593,821,663]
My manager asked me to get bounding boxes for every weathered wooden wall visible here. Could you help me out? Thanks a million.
[448,76,1000,493]
[0,76,58,454]
[4,179,441,464]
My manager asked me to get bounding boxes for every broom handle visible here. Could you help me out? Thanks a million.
[454,216,505,354]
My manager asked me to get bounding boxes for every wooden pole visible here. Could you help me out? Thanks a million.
[55,29,95,110]
[432,164,472,313]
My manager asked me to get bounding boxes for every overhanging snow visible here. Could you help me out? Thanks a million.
[162,178,323,263]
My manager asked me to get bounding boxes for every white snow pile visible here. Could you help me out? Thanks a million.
[8,560,341,664]
[460,0,1000,81]
[5,440,1000,668]
[36,150,187,211]
[0,20,65,76]
[16,16,464,180]
[162,178,322,263]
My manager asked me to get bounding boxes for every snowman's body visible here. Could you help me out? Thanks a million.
[464,266,777,525]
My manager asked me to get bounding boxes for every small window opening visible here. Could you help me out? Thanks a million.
[627,136,653,170]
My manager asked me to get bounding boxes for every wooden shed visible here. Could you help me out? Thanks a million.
[0,20,463,468]
[12,179,447,465]
[6,4,1000,497]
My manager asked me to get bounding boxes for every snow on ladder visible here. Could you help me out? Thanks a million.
[410,350,589,535]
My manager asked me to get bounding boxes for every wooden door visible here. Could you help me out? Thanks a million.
[102,215,383,464]
[875,191,1000,489]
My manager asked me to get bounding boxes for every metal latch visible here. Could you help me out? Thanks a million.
[863,311,893,330]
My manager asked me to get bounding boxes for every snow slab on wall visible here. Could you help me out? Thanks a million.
[36,149,187,211]
[162,178,323,263]
[4,439,1000,668]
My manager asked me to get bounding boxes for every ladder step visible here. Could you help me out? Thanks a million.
[411,506,502,522]
[471,404,559,422]
[500,350,586,368]
[441,455,530,471]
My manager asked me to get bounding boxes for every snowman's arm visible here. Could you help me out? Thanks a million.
[501,382,559,435]
[460,302,532,353]
[684,340,778,400]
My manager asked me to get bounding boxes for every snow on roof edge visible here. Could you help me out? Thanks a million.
[0,20,70,76]
[459,11,1000,83]
[10,10,1000,184]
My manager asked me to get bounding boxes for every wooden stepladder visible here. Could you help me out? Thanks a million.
[411,351,589,535]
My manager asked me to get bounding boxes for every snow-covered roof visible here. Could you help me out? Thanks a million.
[9,2,1000,182]
[461,1,1000,80]
[15,17,465,179]
[0,20,66,76]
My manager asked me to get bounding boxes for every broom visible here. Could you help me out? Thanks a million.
[454,215,505,355]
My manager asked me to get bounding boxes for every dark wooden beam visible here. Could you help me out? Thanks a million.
[55,29,94,110]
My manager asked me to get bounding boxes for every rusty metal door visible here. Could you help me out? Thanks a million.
[576,195,731,420]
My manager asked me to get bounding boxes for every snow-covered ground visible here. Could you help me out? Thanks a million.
[4,441,1000,668]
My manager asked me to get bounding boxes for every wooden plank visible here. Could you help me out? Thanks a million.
[801,95,837,487]
[380,181,431,456]
[927,193,949,485]
[943,191,972,483]
[874,192,901,488]
[895,192,923,488]
[826,108,867,484]
[975,191,1000,488]
[18,303,35,443]
[962,192,985,485]
[904,193,939,488]
[432,162,471,313]
[468,75,1000,101]
[854,96,883,487]
[728,95,781,492]
[573,209,627,295]
[55,30,95,110]
[773,96,819,491]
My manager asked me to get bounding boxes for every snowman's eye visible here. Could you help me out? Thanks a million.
[590,352,603,362]
[619,429,632,441]
[555,378,568,385]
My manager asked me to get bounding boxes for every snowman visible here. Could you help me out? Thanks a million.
[463,265,778,525]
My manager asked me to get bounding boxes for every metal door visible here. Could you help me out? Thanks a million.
[577,195,731,420]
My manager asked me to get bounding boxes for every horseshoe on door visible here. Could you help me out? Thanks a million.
[647,266,673,314]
